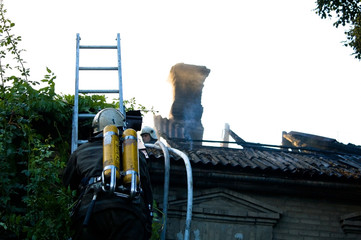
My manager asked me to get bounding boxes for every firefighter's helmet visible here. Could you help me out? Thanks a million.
[140,126,158,140]
[92,108,125,133]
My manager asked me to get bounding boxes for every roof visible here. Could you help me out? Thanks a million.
[153,136,361,182]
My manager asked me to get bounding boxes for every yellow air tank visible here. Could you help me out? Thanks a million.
[103,125,121,180]
[122,128,139,186]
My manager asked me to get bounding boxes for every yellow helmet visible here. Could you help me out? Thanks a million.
[92,108,125,133]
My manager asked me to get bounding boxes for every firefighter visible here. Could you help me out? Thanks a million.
[140,126,158,144]
[63,108,153,240]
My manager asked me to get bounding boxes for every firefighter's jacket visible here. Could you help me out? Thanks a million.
[62,134,153,232]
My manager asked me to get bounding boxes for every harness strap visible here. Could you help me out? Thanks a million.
[83,187,100,227]
[88,176,102,185]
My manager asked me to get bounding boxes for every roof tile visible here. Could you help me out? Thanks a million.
[157,137,361,181]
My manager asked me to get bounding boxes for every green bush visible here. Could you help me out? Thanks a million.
[0,68,75,238]
[0,2,74,237]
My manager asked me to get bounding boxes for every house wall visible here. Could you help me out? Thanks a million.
[149,167,361,240]
[248,192,361,240]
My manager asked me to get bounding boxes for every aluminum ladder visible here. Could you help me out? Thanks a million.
[71,33,124,153]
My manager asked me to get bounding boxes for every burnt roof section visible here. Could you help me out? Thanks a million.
[282,131,361,155]
[155,135,361,182]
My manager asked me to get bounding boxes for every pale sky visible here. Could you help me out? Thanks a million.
[5,0,361,146]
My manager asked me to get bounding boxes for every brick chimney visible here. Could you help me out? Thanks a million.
[154,63,210,145]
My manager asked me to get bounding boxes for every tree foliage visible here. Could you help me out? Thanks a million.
[315,0,361,59]
[0,3,74,238]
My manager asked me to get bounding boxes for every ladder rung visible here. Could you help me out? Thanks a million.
[79,67,118,71]
[79,89,119,94]
[79,113,96,118]
[80,45,117,49]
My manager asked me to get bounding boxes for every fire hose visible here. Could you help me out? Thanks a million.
[145,142,193,240]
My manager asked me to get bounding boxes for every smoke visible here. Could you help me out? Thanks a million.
[183,103,202,150]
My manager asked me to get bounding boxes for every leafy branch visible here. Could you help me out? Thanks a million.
[0,2,29,82]
[315,0,361,59]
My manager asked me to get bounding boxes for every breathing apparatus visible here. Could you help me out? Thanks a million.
[98,108,143,199]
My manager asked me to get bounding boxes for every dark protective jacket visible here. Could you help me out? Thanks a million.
[62,134,153,239]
